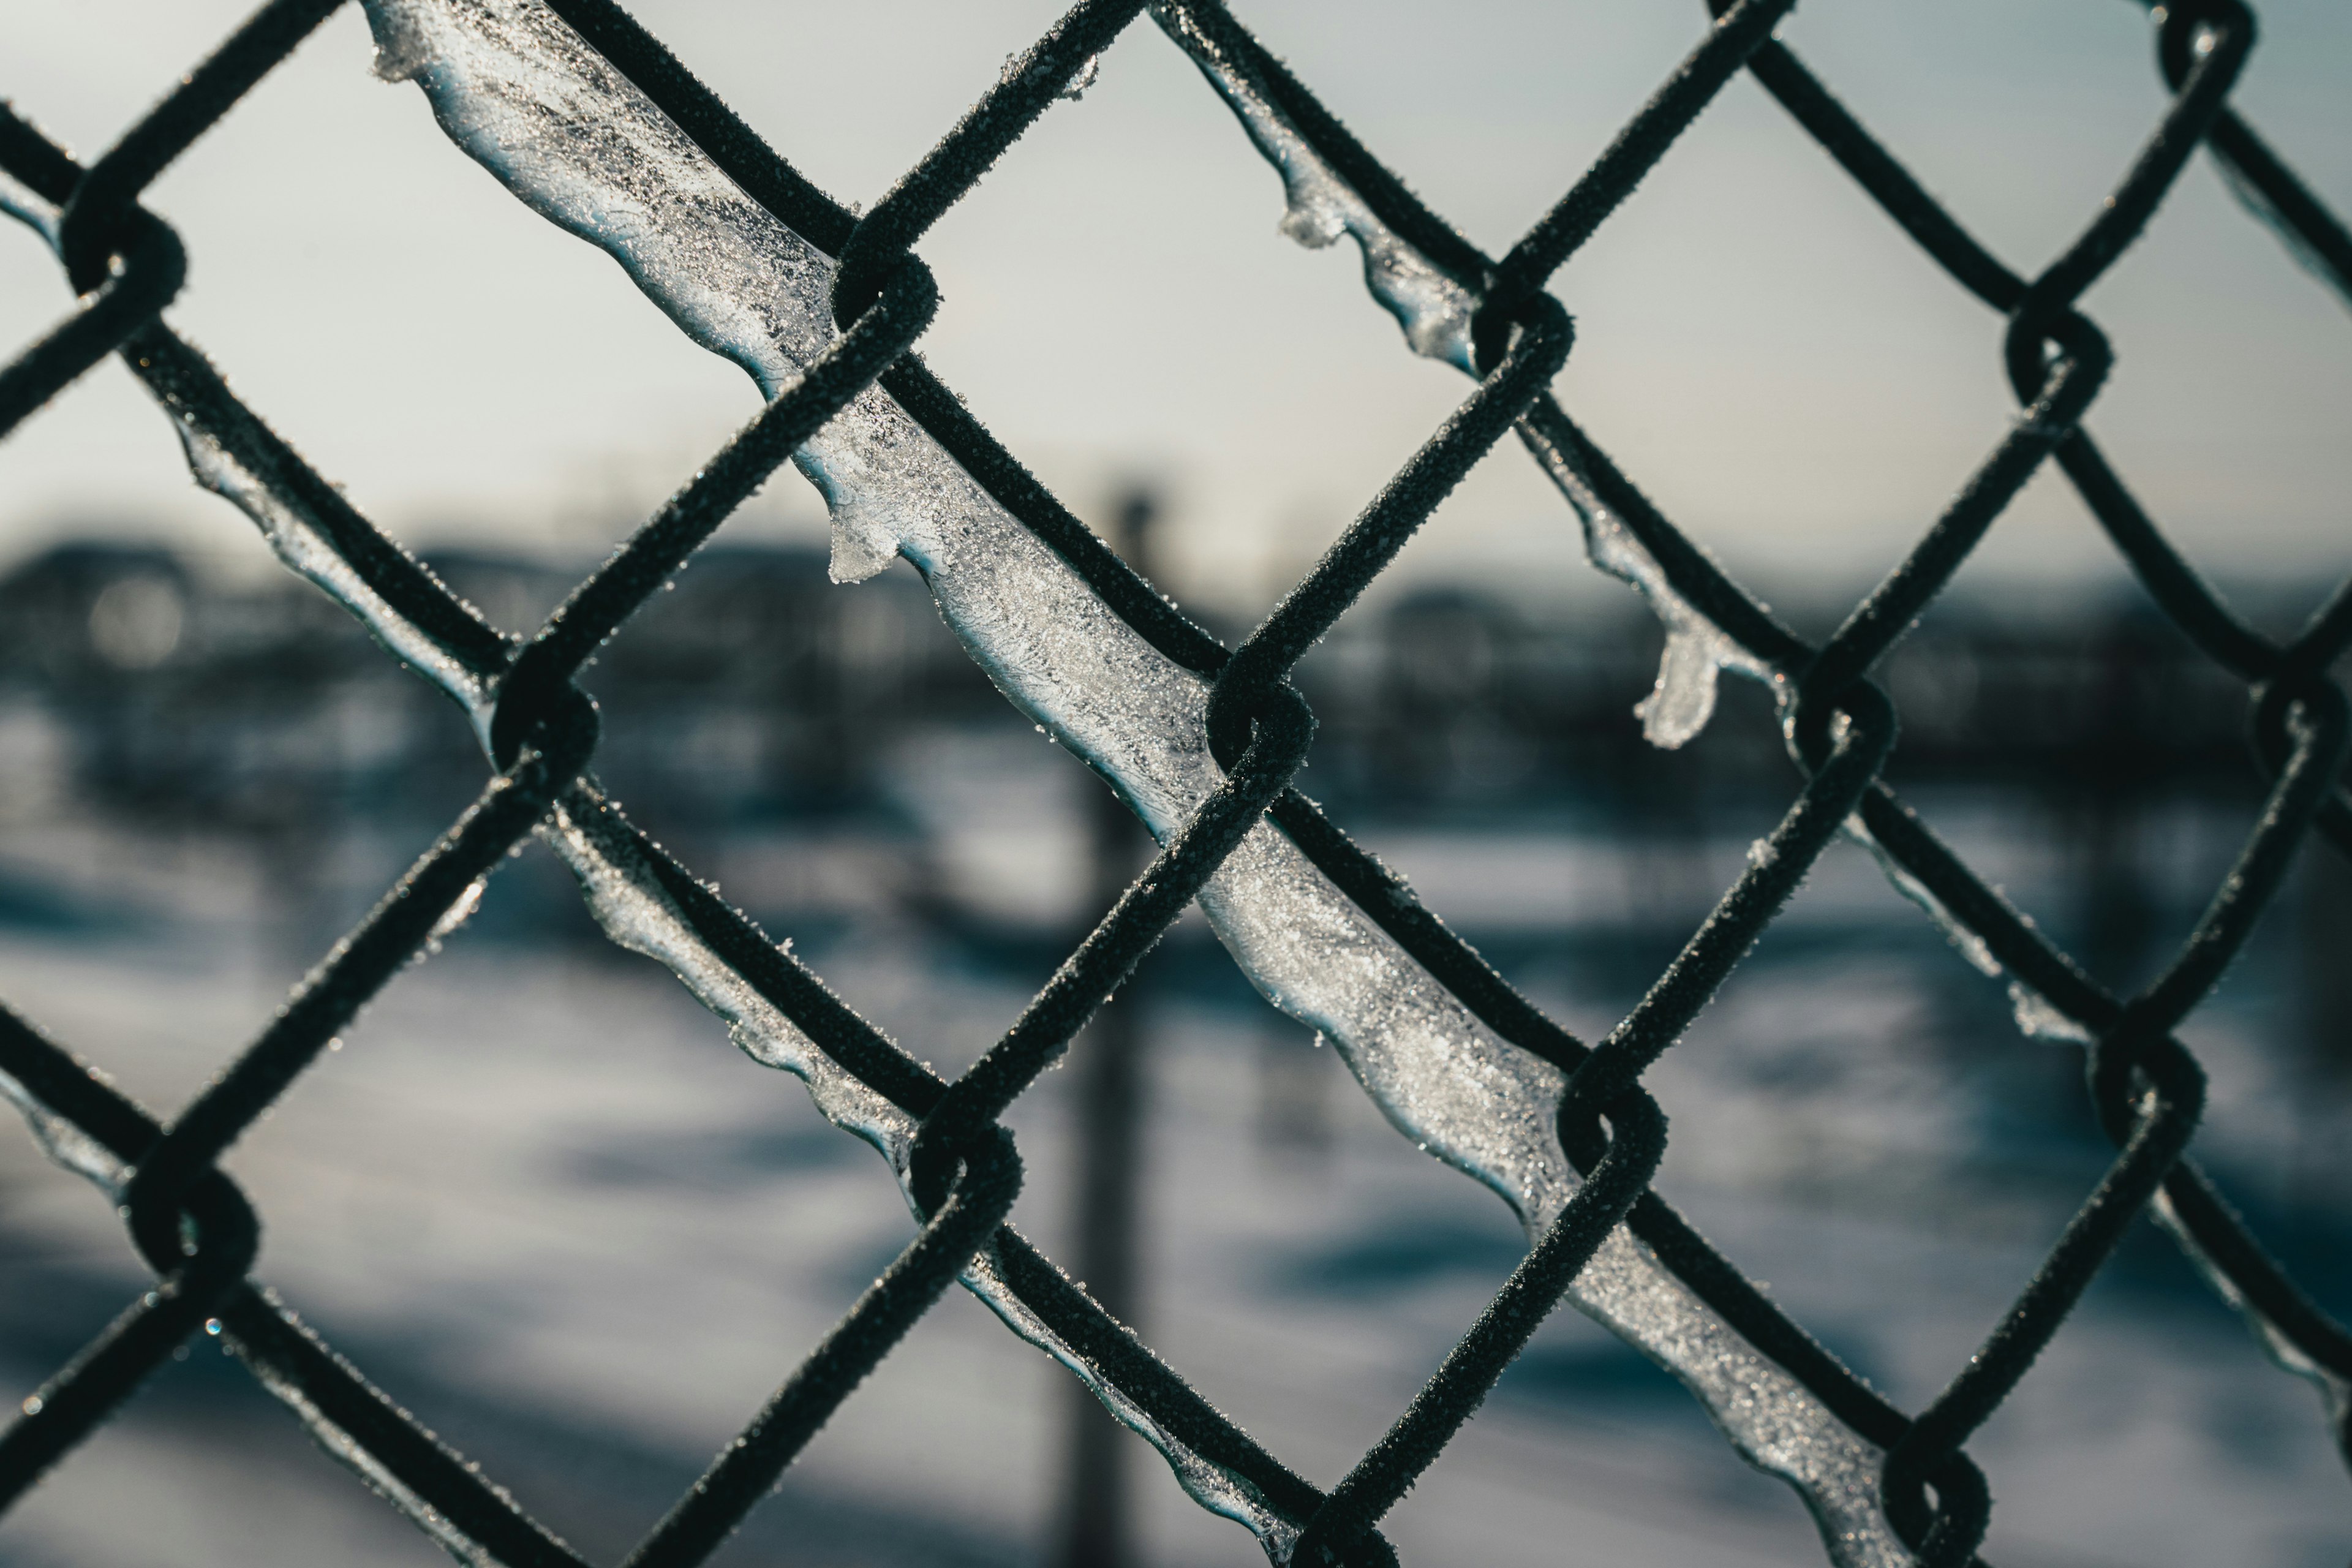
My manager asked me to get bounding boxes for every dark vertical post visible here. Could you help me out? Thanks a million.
[2295,838,2352,1213]
[2073,612,2161,989]
[1054,488,1158,1568]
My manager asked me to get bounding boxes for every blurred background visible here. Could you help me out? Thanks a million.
[1,1,2349,1566]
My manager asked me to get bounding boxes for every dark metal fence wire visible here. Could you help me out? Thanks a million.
[0,0,2347,1562]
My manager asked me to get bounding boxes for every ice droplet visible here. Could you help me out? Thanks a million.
[1512,421,1771,750]
[368,1,432,81]
[1056,52,1101,102]
[2006,981,2094,1045]
[1640,625,1730,749]
[426,876,488,944]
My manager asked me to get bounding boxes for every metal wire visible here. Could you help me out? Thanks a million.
[0,0,2345,1564]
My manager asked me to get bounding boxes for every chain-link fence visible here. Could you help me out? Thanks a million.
[0,1,2346,1564]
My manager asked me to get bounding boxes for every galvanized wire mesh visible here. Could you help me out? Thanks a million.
[0,1,2346,1564]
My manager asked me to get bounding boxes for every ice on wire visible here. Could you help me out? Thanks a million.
[1159,4,1778,752]
[348,1,1911,1559]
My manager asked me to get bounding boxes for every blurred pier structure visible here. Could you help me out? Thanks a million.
[0,541,2333,1000]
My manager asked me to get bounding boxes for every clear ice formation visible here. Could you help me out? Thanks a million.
[1146,9,1476,373]
[1513,413,1777,747]
[0,1064,127,1199]
[343,2,1910,1559]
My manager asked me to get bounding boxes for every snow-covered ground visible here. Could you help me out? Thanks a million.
[0,726,2345,1567]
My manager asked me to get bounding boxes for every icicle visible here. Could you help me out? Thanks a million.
[7,9,2328,1555]
[0,1051,521,1562]
[1511,406,1775,748]
[0,172,501,744]
[1142,38,2352,1479]
[536,784,1295,1542]
[1152,6,1476,371]
[1159,6,1786,753]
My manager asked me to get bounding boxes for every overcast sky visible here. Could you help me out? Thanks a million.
[3,0,2347,624]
